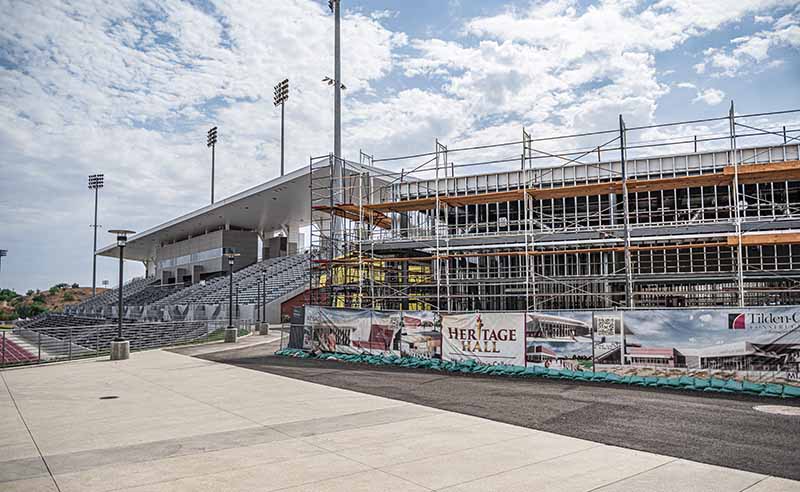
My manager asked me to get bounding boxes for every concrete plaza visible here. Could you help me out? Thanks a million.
[1,341,798,491]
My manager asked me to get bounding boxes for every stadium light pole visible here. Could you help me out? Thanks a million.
[273,79,289,176]
[328,0,343,159]
[224,249,241,343]
[88,174,104,297]
[108,229,135,360]
[207,126,218,204]
[0,250,7,280]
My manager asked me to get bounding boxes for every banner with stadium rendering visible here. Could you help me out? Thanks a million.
[399,311,442,359]
[442,313,526,366]
[304,306,401,356]
[619,307,800,387]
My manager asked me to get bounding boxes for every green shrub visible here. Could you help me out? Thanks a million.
[71,283,79,288]
[63,292,76,302]
[32,295,46,304]
[0,289,19,302]
[16,303,47,318]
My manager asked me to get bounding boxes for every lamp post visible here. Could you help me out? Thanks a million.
[223,249,241,343]
[88,174,104,297]
[108,229,135,360]
[273,79,289,176]
[207,126,218,204]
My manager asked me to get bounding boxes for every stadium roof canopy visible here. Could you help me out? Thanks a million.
[97,160,394,262]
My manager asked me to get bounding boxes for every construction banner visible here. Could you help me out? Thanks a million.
[304,306,401,356]
[524,311,595,370]
[400,311,442,359]
[442,313,525,366]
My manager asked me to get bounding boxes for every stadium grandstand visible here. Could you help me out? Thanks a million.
[56,160,391,326]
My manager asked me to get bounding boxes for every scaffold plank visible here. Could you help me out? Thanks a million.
[728,232,800,246]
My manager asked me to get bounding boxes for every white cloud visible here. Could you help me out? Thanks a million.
[693,88,726,105]
[701,6,800,76]
[676,82,697,89]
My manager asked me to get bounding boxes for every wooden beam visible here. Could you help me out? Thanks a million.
[728,232,800,246]
[364,196,438,213]
[312,204,391,229]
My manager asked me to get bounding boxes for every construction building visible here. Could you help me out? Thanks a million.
[309,106,800,312]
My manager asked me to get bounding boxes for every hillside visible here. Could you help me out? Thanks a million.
[0,285,109,321]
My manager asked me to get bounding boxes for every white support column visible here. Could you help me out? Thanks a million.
[620,115,634,309]
[358,172,364,307]
[435,139,441,313]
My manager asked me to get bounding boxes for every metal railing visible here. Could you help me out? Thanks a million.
[0,320,254,368]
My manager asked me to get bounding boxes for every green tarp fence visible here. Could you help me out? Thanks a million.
[275,348,800,399]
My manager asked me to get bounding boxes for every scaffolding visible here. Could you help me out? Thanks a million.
[309,106,800,312]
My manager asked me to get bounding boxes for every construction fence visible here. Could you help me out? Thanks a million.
[290,305,800,390]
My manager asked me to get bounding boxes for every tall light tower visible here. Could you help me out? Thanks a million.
[330,0,342,159]
[273,79,289,176]
[0,250,7,279]
[207,126,218,204]
[88,174,104,297]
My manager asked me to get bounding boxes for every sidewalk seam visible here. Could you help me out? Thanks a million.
[0,370,63,492]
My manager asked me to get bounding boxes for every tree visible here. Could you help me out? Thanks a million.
[16,303,47,318]
[32,294,46,304]
[71,283,79,288]
[0,289,19,302]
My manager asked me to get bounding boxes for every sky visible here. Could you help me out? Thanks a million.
[0,0,799,294]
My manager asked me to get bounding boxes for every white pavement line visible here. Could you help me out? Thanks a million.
[584,457,679,492]
[741,476,774,491]
[0,370,62,492]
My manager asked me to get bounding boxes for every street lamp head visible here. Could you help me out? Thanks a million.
[207,126,218,148]
[88,174,105,189]
[223,248,241,265]
[108,229,135,247]
[0,249,7,257]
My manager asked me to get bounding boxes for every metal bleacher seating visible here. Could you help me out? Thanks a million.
[153,253,309,308]
[123,285,183,306]
[66,276,155,315]
[16,312,111,330]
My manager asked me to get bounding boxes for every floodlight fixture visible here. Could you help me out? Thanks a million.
[87,173,104,189]
[273,78,289,107]
[207,126,218,148]
[0,249,6,276]
[322,76,346,90]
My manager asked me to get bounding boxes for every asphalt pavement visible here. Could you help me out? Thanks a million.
[198,341,800,481]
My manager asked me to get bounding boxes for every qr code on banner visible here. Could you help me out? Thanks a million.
[595,317,617,336]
